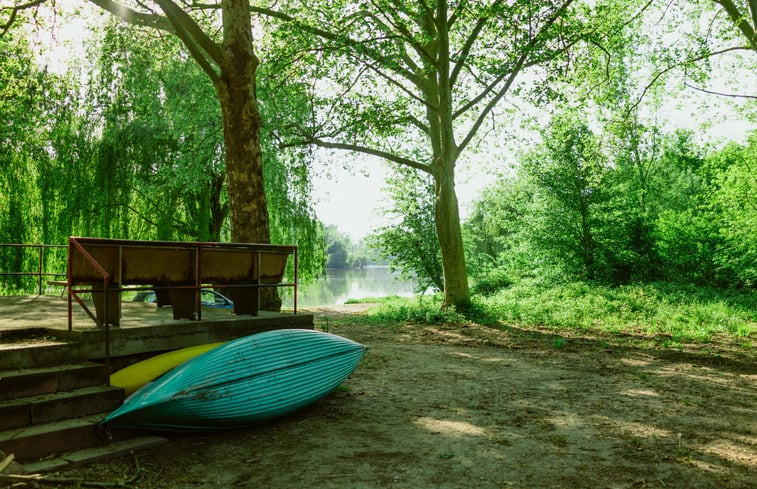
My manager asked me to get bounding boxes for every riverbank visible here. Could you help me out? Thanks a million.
[42,305,756,488]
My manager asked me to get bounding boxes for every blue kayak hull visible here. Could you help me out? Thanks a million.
[102,329,366,431]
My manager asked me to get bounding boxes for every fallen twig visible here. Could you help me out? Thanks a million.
[0,451,142,488]
[0,454,14,474]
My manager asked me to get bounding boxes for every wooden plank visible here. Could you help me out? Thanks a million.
[259,252,288,283]
[200,249,255,283]
[121,247,195,284]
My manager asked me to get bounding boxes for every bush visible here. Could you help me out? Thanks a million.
[478,280,756,343]
[471,269,513,296]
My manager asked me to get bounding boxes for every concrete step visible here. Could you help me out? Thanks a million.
[0,341,88,370]
[0,363,108,401]
[21,435,167,474]
[0,415,111,462]
[0,385,124,431]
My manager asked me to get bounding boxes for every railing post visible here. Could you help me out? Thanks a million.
[256,251,261,314]
[195,245,202,321]
[38,245,43,296]
[104,275,110,381]
[67,239,73,332]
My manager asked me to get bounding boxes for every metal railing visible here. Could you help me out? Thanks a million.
[65,238,298,327]
[0,244,67,295]
[67,238,115,375]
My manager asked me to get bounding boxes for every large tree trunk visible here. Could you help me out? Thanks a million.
[429,1,470,310]
[217,0,280,311]
[433,164,470,310]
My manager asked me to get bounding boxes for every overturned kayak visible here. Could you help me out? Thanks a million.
[102,329,366,431]
[111,342,226,397]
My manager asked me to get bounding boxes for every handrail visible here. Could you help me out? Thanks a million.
[69,238,112,281]
[68,237,113,379]
[0,244,67,295]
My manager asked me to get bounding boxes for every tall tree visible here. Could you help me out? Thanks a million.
[87,0,268,242]
[1,0,280,307]
[257,0,641,308]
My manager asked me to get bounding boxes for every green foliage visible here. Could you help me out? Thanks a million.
[89,22,227,241]
[343,295,404,305]
[324,225,350,269]
[363,296,469,326]
[471,269,513,297]
[478,280,756,343]
[707,136,757,287]
[257,68,326,283]
[0,27,70,288]
[464,107,755,290]
[521,113,608,281]
[653,209,720,285]
[368,167,443,293]
[463,177,533,279]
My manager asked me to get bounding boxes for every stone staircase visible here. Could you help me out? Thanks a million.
[0,342,165,473]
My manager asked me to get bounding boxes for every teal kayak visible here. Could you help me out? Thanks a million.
[102,329,366,431]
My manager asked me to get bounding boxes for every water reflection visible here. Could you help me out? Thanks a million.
[285,266,417,308]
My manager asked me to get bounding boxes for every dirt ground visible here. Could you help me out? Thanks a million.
[43,306,757,488]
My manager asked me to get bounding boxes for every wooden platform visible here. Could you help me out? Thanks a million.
[0,295,314,370]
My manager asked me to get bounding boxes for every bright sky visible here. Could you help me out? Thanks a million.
[310,155,504,242]
[310,160,390,242]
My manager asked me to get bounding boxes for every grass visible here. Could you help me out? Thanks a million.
[358,280,756,346]
[479,281,756,344]
[343,295,408,305]
[344,295,467,325]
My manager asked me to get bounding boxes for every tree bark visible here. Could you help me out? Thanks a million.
[419,0,470,310]
[433,165,470,309]
[216,0,280,310]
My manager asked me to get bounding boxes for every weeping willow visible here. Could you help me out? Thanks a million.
[0,20,325,294]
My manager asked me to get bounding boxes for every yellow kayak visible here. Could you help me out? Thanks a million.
[111,342,225,397]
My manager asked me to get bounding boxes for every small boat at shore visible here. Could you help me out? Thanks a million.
[102,329,366,431]
[111,342,226,397]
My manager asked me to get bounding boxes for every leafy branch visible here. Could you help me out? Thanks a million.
[282,137,431,174]
[625,45,752,117]
[0,0,45,36]
[457,0,575,155]
[713,0,757,51]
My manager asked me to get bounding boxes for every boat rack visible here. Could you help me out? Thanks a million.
[65,237,298,330]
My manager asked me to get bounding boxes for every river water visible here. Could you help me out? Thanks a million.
[285,266,417,308]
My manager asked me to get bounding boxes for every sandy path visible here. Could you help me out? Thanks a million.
[60,309,756,488]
